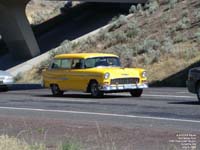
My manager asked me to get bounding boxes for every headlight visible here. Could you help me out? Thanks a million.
[141,71,147,78]
[104,73,110,79]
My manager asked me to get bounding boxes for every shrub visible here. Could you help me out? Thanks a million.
[113,31,128,43]
[161,36,174,53]
[129,5,137,14]
[108,15,128,32]
[103,31,128,48]
[136,4,143,12]
[142,39,160,52]
[182,9,189,18]
[182,48,199,60]
[110,15,120,23]
[145,0,159,14]
[195,29,200,43]
[194,9,200,21]
[143,50,160,65]
[136,4,144,15]
[49,40,72,58]
[175,16,191,30]
[161,14,170,24]
[37,60,51,73]
[96,29,107,41]
[125,20,140,38]
[174,33,187,43]
[107,44,134,67]
[168,0,177,9]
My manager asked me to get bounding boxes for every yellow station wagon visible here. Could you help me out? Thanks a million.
[42,53,148,97]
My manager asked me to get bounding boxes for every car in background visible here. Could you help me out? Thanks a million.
[186,67,200,102]
[0,70,14,90]
[42,53,148,97]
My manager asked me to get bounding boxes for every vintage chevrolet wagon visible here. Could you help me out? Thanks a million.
[42,53,148,97]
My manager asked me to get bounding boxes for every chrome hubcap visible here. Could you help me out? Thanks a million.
[52,85,58,94]
[91,84,98,95]
[198,87,200,98]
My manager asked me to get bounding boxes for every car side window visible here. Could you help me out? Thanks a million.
[85,58,96,68]
[60,59,72,69]
[51,59,61,69]
[71,59,83,69]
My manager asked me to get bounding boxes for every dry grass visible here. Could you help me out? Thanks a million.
[0,134,81,150]
[0,135,45,150]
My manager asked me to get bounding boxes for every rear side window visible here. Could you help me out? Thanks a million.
[50,59,72,69]
[50,58,83,69]
[51,59,61,69]
[60,59,72,69]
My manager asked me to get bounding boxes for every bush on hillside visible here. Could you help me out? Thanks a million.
[49,40,73,58]
[161,36,174,53]
[145,0,160,14]
[108,15,128,32]
[129,5,137,14]
[174,33,187,43]
[195,29,200,43]
[144,50,160,65]
[194,9,200,21]
[168,0,178,9]
[142,39,160,52]
[125,20,140,38]
[175,16,191,30]
[107,44,134,67]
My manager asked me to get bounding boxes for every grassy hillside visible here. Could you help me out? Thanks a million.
[19,0,200,86]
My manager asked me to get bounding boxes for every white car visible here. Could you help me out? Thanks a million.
[0,70,14,90]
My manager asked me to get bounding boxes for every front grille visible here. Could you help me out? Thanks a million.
[111,78,139,85]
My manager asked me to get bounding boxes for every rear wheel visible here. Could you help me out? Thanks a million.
[90,81,104,98]
[51,84,64,96]
[196,83,200,102]
[130,89,143,97]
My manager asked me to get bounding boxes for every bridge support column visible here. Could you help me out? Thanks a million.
[0,1,40,59]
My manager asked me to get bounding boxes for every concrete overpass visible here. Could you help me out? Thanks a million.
[0,0,146,59]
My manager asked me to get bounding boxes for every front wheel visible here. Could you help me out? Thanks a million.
[51,84,64,96]
[90,81,104,98]
[196,83,200,102]
[130,89,143,97]
[0,85,8,92]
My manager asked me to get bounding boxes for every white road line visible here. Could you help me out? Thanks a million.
[176,92,189,94]
[44,98,97,103]
[111,93,196,99]
[0,106,200,124]
[143,94,195,99]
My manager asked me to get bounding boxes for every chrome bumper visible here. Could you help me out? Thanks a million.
[99,83,148,92]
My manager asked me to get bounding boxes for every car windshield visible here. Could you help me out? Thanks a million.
[84,57,121,68]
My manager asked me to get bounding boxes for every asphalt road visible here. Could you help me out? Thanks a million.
[0,86,200,132]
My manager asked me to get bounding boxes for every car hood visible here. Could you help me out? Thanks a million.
[88,67,145,78]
